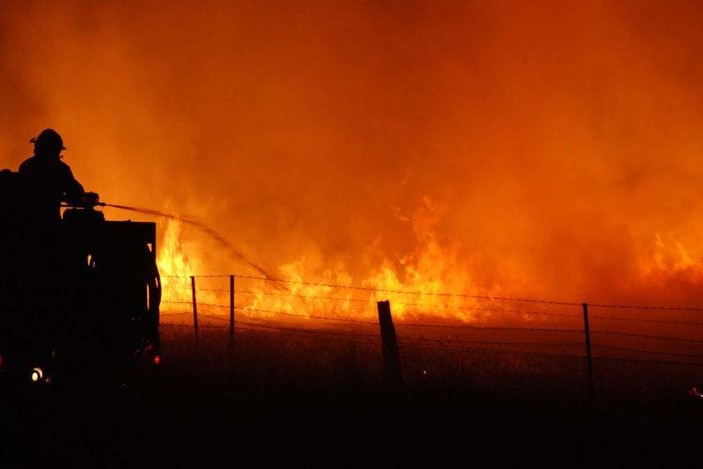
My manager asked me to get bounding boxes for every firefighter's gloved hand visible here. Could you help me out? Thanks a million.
[81,192,100,208]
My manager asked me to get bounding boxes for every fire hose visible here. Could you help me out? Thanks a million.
[66,192,275,280]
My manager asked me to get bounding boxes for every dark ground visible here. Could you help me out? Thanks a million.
[3,328,703,468]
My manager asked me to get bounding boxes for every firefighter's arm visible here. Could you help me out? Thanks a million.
[61,165,86,206]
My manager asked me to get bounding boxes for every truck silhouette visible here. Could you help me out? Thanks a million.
[0,169,161,387]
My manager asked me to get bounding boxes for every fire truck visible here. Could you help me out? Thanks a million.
[0,169,161,387]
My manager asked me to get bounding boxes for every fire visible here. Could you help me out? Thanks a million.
[632,233,703,303]
[156,217,202,313]
[157,218,196,280]
[155,189,703,326]
[648,233,698,274]
[361,197,485,321]
[157,199,502,324]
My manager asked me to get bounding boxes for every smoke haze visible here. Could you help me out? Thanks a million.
[2,0,703,306]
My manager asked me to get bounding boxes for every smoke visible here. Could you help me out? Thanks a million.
[2,0,703,304]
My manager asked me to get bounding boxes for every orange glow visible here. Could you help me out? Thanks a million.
[2,1,703,323]
[157,217,200,308]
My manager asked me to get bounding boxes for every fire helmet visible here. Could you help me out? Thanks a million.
[30,128,66,151]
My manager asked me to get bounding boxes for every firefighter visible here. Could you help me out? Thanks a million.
[12,129,87,360]
[17,128,87,302]
[18,128,85,225]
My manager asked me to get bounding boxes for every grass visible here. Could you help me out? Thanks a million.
[4,321,703,466]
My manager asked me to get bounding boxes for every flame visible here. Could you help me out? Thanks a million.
[632,233,703,303]
[156,217,201,315]
[361,197,484,321]
[157,198,504,324]
[155,192,703,324]
[648,233,697,273]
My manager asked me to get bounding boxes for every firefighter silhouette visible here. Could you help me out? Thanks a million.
[15,129,87,331]
[19,128,85,225]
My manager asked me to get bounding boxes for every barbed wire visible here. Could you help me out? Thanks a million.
[157,311,703,370]
[160,298,703,335]
[156,273,703,374]
[161,273,703,312]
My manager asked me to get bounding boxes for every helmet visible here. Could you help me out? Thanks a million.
[30,128,66,152]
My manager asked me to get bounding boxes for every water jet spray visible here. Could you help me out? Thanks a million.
[74,196,276,280]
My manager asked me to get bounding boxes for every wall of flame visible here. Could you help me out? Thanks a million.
[2,0,703,312]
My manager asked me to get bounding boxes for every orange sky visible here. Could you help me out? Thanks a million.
[2,0,703,307]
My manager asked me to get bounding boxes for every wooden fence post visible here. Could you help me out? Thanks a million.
[377,300,402,399]
[191,275,199,335]
[228,275,236,375]
[229,275,235,337]
[582,302,595,400]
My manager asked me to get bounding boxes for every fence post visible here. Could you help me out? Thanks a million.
[228,275,236,376]
[377,300,402,400]
[191,275,199,335]
[582,302,594,400]
[229,275,235,337]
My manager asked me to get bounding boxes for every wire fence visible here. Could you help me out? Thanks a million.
[157,273,703,401]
